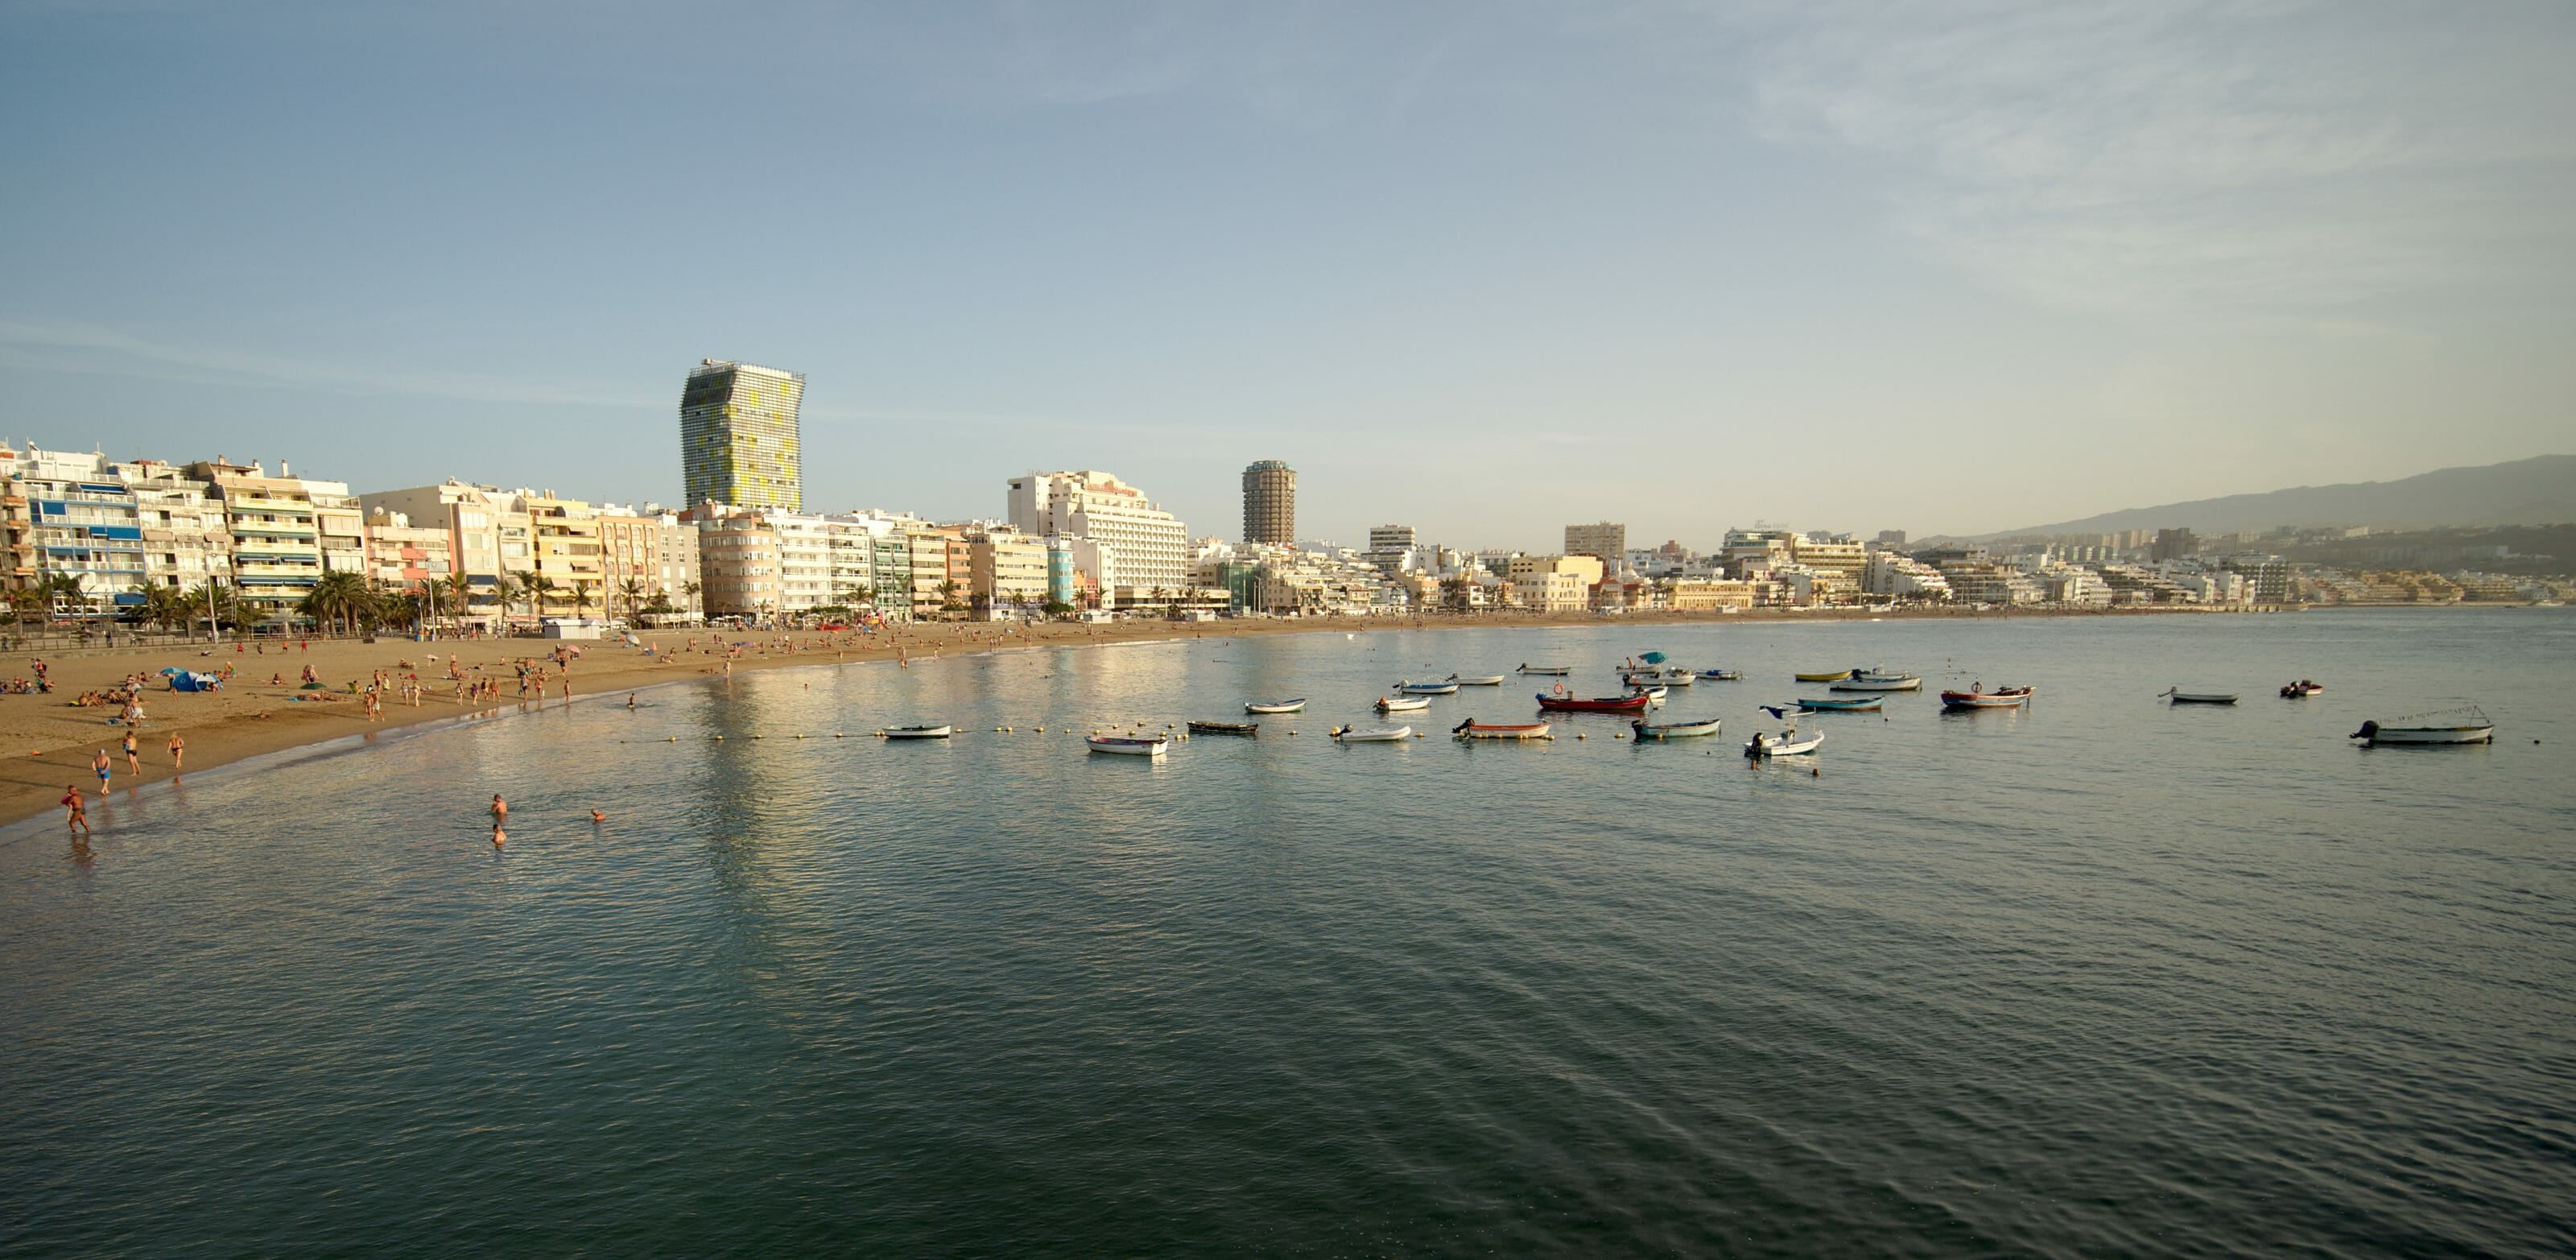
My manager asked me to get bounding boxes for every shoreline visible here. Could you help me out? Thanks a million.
[0,601,2506,828]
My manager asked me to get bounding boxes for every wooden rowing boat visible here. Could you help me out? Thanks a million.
[1452,719,1552,740]
[1631,717,1722,739]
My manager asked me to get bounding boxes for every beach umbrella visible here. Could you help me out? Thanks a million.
[1639,651,1668,664]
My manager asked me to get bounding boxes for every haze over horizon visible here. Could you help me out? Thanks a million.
[5,1,2571,547]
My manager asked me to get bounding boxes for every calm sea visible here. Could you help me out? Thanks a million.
[4,609,2571,1258]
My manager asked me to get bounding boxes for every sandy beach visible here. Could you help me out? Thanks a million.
[0,604,2244,826]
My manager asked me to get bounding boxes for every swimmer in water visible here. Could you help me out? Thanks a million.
[589,808,605,824]
[492,820,506,848]
[93,749,112,796]
[625,693,636,708]
[490,794,509,823]
[63,784,91,836]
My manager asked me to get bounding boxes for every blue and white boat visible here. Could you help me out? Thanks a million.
[1396,680,1460,696]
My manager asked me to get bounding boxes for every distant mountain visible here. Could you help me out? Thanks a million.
[1982,454,2576,539]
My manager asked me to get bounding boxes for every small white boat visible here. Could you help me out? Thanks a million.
[881,725,954,739]
[1517,663,1572,675]
[1245,699,1307,714]
[1396,680,1460,695]
[1331,724,1413,742]
[1448,674,1505,686]
[1745,726,1823,758]
[1086,734,1168,757]
[1632,717,1722,740]
[1376,695,1431,713]
[2352,708,2494,746]
[1830,672,1922,692]
[1627,684,1669,701]
[2160,688,2240,705]
[1697,668,1743,681]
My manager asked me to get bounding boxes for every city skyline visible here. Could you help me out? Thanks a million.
[5,3,2573,545]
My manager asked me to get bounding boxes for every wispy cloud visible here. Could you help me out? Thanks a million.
[0,319,659,409]
[1715,0,2576,316]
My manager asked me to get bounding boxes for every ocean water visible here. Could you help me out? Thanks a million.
[3,609,2571,1258]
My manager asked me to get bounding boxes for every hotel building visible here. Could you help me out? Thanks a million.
[1006,469,1189,606]
[679,360,805,511]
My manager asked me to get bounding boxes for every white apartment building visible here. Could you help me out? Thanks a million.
[1863,552,1953,601]
[115,460,233,593]
[1005,469,1189,604]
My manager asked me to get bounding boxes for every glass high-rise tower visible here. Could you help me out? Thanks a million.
[679,360,804,510]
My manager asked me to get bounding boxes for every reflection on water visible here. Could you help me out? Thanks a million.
[2,610,2572,1258]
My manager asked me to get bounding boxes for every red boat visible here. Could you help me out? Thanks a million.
[1939,684,2034,711]
[1534,690,1651,713]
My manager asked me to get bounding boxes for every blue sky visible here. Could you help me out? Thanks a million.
[3,1,2570,545]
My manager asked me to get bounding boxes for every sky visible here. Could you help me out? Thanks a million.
[3,0,2571,547]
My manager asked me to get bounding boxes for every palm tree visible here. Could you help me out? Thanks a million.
[441,572,475,630]
[7,586,44,639]
[524,575,559,627]
[681,579,702,618]
[299,570,371,636]
[185,580,233,639]
[44,572,87,622]
[511,568,545,626]
[142,585,190,638]
[569,584,593,622]
[486,575,518,632]
[618,578,647,625]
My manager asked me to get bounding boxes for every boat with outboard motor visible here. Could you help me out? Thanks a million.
[1517,663,1572,675]
[1535,688,1653,713]
[1449,674,1505,686]
[1377,694,1431,713]
[1331,724,1414,742]
[1745,708,1823,758]
[1939,684,2033,711]
[1452,718,1553,740]
[1697,669,1743,681]
[2351,707,2494,746]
